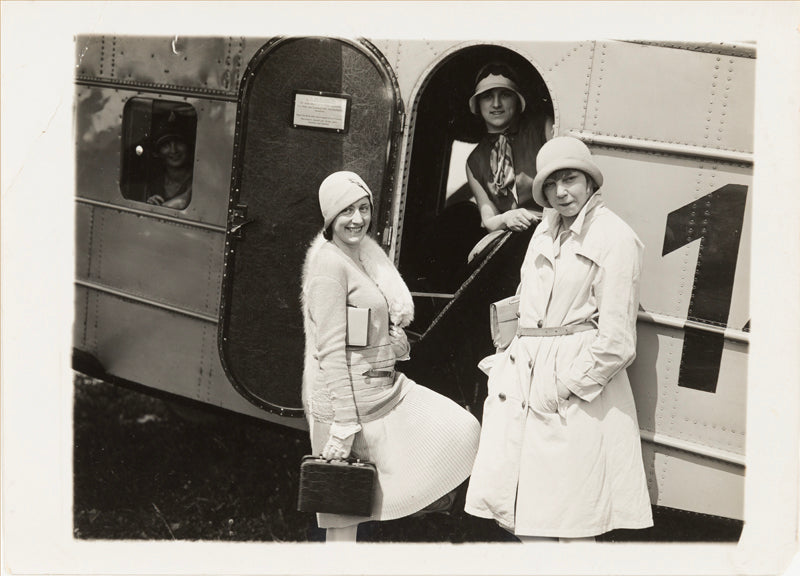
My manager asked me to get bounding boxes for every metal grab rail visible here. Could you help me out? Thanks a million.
[75,197,228,233]
[639,429,745,467]
[637,310,749,344]
[75,279,219,324]
[569,130,753,165]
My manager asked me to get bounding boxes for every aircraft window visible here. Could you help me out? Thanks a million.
[120,98,197,210]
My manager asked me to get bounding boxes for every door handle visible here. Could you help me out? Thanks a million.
[229,204,254,239]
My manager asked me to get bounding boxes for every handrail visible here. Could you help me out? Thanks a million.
[75,279,219,324]
[639,429,745,467]
[75,197,227,234]
[410,292,456,299]
[638,310,749,344]
[569,130,753,165]
[75,76,239,102]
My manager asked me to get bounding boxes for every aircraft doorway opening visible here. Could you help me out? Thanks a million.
[398,45,553,339]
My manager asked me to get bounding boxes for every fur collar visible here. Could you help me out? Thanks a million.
[302,233,414,327]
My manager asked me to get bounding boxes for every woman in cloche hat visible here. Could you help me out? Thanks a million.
[301,171,481,541]
[465,137,654,542]
[466,61,552,235]
[146,111,194,210]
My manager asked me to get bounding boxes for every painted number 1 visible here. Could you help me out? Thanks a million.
[662,184,748,393]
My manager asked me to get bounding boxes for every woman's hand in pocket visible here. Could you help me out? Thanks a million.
[554,376,575,418]
[556,378,572,400]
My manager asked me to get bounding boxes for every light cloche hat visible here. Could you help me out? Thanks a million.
[469,73,527,116]
[318,171,374,229]
[532,136,604,208]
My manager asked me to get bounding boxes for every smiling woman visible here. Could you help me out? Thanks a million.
[301,171,481,541]
[466,61,551,233]
[120,98,197,209]
[325,196,372,249]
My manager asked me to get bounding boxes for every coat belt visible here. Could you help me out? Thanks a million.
[517,322,596,337]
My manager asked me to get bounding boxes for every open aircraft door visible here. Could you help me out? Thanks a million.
[219,37,402,417]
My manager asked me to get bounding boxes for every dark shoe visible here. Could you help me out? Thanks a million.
[412,489,458,517]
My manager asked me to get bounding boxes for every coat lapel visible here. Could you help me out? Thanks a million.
[571,194,605,266]
[528,210,559,316]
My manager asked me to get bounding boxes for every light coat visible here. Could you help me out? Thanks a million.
[465,193,653,537]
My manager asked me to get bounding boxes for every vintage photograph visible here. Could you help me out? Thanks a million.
[72,34,750,543]
[3,2,800,576]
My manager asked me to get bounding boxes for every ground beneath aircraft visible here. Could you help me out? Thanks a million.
[73,375,743,543]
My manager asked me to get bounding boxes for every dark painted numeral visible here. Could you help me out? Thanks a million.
[662,184,748,393]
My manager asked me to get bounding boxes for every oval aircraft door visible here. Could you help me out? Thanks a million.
[219,37,401,416]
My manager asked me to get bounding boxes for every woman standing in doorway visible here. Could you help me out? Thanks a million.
[301,171,481,541]
[466,62,551,235]
[465,137,653,541]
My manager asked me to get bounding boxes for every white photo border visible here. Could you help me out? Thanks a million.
[2,2,799,575]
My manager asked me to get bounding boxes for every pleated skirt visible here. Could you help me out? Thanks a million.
[309,374,481,529]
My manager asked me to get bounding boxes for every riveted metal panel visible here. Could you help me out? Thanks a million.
[371,39,459,105]
[75,86,235,227]
[586,143,750,459]
[665,339,747,450]
[86,209,225,317]
[597,145,750,415]
[87,291,301,427]
[114,36,238,92]
[521,41,598,134]
[76,285,99,355]
[642,444,743,520]
[75,35,114,79]
[631,327,747,453]
[75,203,93,279]
[595,150,752,329]
[92,285,207,388]
[595,149,750,470]
[77,35,247,95]
[713,53,756,154]
[74,285,89,351]
[586,41,754,153]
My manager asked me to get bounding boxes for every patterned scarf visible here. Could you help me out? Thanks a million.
[488,133,516,202]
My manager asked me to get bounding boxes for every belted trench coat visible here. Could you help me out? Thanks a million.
[465,193,653,537]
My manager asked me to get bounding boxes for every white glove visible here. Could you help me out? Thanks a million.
[389,324,410,361]
[321,422,361,460]
[504,208,539,232]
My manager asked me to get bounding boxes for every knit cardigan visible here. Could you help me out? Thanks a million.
[301,233,414,427]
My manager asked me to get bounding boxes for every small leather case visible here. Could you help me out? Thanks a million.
[297,456,376,517]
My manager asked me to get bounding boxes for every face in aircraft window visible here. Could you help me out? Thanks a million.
[120,98,197,210]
